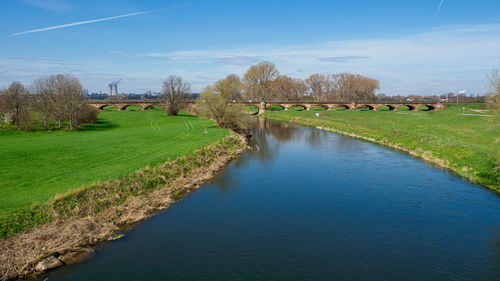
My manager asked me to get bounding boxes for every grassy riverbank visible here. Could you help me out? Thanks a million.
[0,111,229,216]
[0,133,246,280]
[0,110,247,279]
[264,104,499,190]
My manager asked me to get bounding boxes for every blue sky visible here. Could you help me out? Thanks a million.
[1,0,499,95]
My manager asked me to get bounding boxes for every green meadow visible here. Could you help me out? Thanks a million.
[264,104,500,190]
[0,111,228,214]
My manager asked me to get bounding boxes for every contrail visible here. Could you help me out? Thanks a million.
[435,0,444,16]
[9,5,188,37]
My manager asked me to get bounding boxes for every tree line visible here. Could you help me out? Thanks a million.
[0,75,98,131]
[161,61,378,131]
[213,61,380,103]
[162,61,380,108]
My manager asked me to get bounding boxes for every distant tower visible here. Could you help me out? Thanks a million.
[111,84,118,96]
[108,79,121,96]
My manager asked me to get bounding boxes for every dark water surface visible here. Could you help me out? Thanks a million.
[39,118,500,281]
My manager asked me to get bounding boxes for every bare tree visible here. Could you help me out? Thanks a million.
[0,88,9,127]
[58,75,86,129]
[243,61,279,103]
[162,75,190,116]
[214,74,242,101]
[273,75,306,101]
[31,77,54,129]
[334,73,379,102]
[486,69,500,110]
[305,74,328,102]
[32,74,90,129]
[1,82,31,130]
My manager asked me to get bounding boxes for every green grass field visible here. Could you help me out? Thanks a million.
[0,111,229,214]
[264,104,500,190]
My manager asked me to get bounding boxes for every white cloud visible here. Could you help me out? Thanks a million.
[139,23,500,94]
[318,56,371,63]
[213,56,260,65]
[2,23,499,95]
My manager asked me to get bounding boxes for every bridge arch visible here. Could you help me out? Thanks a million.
[418,105,436,111]
[425,105,436,111]
[379,105,395,111]
[266,104,285,111]
[312,104,328,111]
[289,104,307,111]
[398,105,415,111]
[99,104,121,111]
[122,104,143,111]
[144,104,161,110]
[333,104,350,111]
[357,104,374,111]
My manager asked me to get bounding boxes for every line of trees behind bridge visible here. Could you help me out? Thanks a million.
[209,61,380,103]
[0,74,98,131]
[162,61,486,106]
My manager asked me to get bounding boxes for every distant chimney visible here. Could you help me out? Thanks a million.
[108,80,121,96]
[111,84,118,95]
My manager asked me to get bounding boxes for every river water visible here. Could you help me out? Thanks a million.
[39,118,500,281]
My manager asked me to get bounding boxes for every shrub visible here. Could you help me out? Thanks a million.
[77,105,99,125]
[195,87,246,131]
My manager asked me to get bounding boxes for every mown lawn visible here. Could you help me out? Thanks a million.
[264,104,500,190]
[0,111,229,214]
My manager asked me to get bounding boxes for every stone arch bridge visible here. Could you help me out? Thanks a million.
[87,101,444,114]
[87,101,166,111]
[244,101,444,114]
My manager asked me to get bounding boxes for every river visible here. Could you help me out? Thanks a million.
[37,118,500,280]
